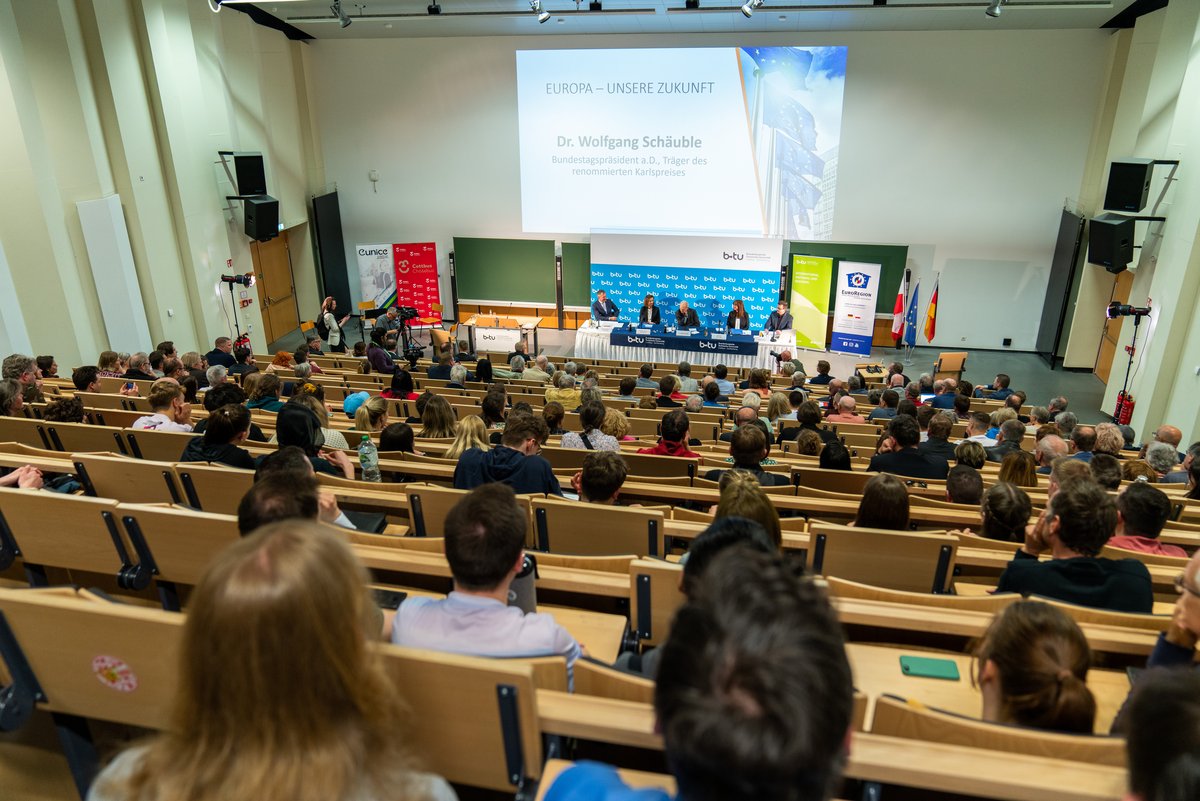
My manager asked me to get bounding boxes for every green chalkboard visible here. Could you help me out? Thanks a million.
[453,237,557,305]
[788,241,909,314]
[561,242,591,310]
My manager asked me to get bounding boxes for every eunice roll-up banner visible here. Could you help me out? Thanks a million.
[356,242,442,324]
[789,254,832,351]
[830,261,881,356]
[590,233,784,330]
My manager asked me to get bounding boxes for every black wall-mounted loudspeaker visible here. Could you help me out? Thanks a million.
[233,152,268,196]
[1103,159,1153,212]
[1089,213,1134,273]
[244,195,279,242]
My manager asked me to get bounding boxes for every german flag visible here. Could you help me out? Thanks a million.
[924,276,939,342]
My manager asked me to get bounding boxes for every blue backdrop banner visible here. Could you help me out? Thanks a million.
[609,329,760,357]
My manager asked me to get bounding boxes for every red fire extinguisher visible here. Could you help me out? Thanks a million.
[1113,391,1135,425]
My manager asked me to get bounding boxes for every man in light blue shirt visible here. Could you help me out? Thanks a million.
[391,483,582,679]
[712,364,735,396]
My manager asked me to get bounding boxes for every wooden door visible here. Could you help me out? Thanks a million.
[250,231,300,345]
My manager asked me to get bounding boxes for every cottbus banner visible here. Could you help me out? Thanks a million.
[356,242,442,325]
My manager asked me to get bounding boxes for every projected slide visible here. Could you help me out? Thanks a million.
[516,46,846,238]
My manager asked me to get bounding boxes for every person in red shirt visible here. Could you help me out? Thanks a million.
[637,409,700,459]
[1108,482,1187,557]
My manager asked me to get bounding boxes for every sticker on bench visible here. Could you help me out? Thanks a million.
[92,655,139,692]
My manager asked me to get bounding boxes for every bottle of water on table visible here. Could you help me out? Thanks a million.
[358,435,381,482]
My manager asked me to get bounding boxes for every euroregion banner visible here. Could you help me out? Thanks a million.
[830,260,881,356]
[789,254,832,351]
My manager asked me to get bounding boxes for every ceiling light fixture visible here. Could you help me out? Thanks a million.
[684,0,699,7]
[330,0,352,26]
[740,0,763,17]
[985,0,1004,18]
[589,0,602,9]
[531,0,551,22]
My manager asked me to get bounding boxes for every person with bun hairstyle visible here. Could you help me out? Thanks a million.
[87,521,456,801]
[976,482,1033,543]
[353,396,390,433]
[974,600,1097,734]
[131,380,193,432]
[180,404,256,470]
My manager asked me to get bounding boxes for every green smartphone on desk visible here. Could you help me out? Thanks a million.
[899,655,961,681]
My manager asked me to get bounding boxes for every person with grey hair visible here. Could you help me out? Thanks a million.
[545,370,581,409]
[918,373,934,393]
[1146,442,1181,478]
[1117,424,1137,451]
[1027,406,1050,426]
[675,362,698,393]
[904,381,921,402]
[1,353,42,403]
[684,394,704,413]
[206,364,228,388]
[1055,411,1078,440]
[846,374,865,395]
[1163,441,1200,484]
[448,363,468,388]
[1047,396,1069,420]
[123,352,156,382]
[580,375,599,392]
[293,362,312,381]
[1035,434,1069,474]
[576,386,604,411]
[780,362,797,378]
[790,372,807,390]
[986,419,1026,463]
[562,361,577,380]
[927,378,956,410]
[524,355,552,384]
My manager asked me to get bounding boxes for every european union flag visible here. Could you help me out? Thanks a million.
[904,281,920,347]
[741,47,813,86]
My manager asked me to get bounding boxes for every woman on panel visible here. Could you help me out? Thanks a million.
[726,298,750,331]
[86,522,456,801]
[638,294,661,325]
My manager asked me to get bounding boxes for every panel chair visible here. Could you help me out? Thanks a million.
[533,498,667,558]
[932,352,968,382]
[72,453,184,505]
[808,523,957,594]
[870,694,1125,767]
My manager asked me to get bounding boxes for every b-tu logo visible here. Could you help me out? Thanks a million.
[723,252,744,261]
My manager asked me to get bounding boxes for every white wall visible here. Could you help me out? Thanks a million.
[308,29,1109,348]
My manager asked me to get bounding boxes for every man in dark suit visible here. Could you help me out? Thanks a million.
[656,375,682,408]
[765,300,794,332]
[704,423,791,486]
[917,412,957,462]
[926,380,957,409]
[675,301,700,328]
[591,290,619,321]
[778,400,837,446]
[867,415,949,480]
[986,419,1027,463]
[205,337,236,369]
[638,295,661,325]
[719,405,760,443]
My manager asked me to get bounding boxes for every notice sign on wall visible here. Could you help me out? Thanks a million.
[392,243,442,325]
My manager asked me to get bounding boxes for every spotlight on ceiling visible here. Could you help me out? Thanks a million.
[684,0,699,7]
[589,0,601,9]
[531,0,550,22]
[330,0,351,26]
[740,0,763,17]
[985,0,1004,18]
[427,2,441,12]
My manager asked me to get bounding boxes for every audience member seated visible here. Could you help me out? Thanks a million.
[1163,441,1200,484]
[853,473,910,530]
[552,544,853,801]
[794,429,823,457]
[236,472,323,535]
[420,394,459,439]
[705,425,790,487]
[1121,459,1158,484]
[778,400,836,446]
[825,394,864,424]
[954,440,986,470]
[655,375,683,408]
[1034,433,1069,474]
[379,422,418,455]
[974,601,1096,734]
[1146,442,1181,480]
[274,403,354,479]
[96,350,123,378]
[1067,425,1096,463]
[117,352,154,383]
[868,415,949,480]
[946,464,983,505]
[996,478,1153,613]
[713,471,783,546]
[570,451,628,504]
[538,401,565,436]
[867,388,899,422]
[88,521,454,801]
[379,368,417,401]
[472,358,493,384]
[426,345,455,380]
[1148,423,1185,463]
[600,407,634,443]
[364,329,395,375]
[997,450,1038,487]
[179,404,257,470]
[964,411,996,447]
[561,400,619,451]
[453,415,561,495]
[203,336,236,369]
[918,412,957,462]
[1141,546,1200,674]
[973,482,1033,543]
[1189,462,1200,500]
[545,371,582,409]
[952,393,972,421]
[392,483,580,674]
[131,380,193,432]
[1056,411,1079,441]
[70,365,100,394]
[1088,453,1123,490]
[614,376,638,402]
[1048,456,1091,499]
[637,409,700,459]
[1122,670,1200,801]
[227,347,257,378]
[1108,482,1185,557]
[205,364,228,388]
[974,372,1014,400]
[352,396,390,433]
[819,440,852,471]
[42,396,84,424]
[986,420,1026,463]
[244,373,285,413]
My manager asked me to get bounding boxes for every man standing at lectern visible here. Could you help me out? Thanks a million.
[675,300,700,328]
[592,290,619,321]
[766,299,794,332]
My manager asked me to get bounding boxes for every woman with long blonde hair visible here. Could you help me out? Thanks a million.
[444,415,490,460]
[88,521,456,801]
[419,394,458,439]
[354,396,390,433]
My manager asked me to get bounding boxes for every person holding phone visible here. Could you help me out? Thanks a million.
[320,296,351,353]
[638,294,661,325]
[726,298,750,331]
